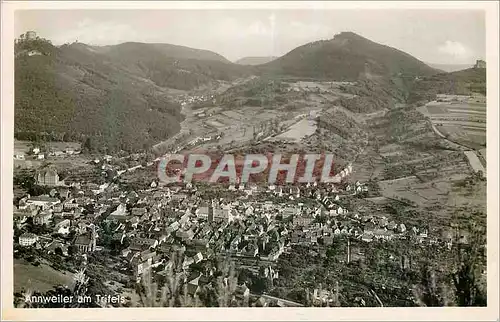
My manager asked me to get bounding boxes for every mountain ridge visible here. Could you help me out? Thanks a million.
[15,31,454,153]
[427,63,474,73]
[235,56,277,65]
[408,67,486,103]
[258,32,439,80]
[93,41,232,63]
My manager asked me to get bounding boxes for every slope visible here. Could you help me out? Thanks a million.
[408,68,486,104]
[427,63,473,73]
[15,36,183,153]
[71,42,252,91]
[15,36,254,153]
[91,42,251,90]
[259,32,439,81]
[97,42,231,63]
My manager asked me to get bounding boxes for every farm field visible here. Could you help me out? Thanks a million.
[270,117,317,142]
[419,94,486,150]
[349,103,483,230]
[378,173,467,205]
[165,80,355,153]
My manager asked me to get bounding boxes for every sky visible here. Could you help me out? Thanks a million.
[15,9,486,64]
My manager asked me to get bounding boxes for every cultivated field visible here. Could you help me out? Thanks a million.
[287,81,357,98]
[271,118,317,142]
[156,80,361,154]
[418,94,486,150]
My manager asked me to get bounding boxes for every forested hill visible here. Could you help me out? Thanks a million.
[408,67,486,104]
[14,35,251,153]
[258,32,439,80]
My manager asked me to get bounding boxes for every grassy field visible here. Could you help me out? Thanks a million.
[14,259,74,293]
[272,118,318,142]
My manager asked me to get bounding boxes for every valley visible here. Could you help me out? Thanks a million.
[12,30,488,308]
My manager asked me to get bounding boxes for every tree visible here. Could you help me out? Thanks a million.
[452,256,486,306]
[83,137,94,153]
[413,263,455,307]
[68,245,78,256]
[62,132,72,142]
[137,251,240,307]
[451,224,487,306]
[413,222,487,307]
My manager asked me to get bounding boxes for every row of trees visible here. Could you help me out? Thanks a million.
[412,222,487,307]
[137,251,244,307]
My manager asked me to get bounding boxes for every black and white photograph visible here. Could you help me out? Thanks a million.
[1,1,498,321]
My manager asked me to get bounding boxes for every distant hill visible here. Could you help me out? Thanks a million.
[259,32,439,80]
[76,42,251,90]
[408,67,486,103]
[235,56,277,65]
[15,31,456,152]
[14,36,251,152]
[427,63,474,73]
[97,42,231,63]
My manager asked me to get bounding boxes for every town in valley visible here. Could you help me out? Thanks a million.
[11,10,488,309]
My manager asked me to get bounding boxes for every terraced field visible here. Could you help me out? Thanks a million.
[418,94,486,150]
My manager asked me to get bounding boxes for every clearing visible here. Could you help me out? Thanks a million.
[14,259,74,293]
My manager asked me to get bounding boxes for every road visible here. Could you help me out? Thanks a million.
[464,151,486,177]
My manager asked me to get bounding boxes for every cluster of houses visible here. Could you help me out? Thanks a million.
[186,134,222,147]
[14,146,81,161]
[179,93,216,107]
[13,155,461,307]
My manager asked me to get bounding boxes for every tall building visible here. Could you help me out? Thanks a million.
[36,168,60,187]
[74,224,97,253]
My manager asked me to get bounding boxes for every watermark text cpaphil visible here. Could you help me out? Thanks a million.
[157,153,353,184]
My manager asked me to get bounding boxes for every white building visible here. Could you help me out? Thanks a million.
[110,204,127,217]
[55,219,71,235]
[27,50,42,57]
[26,195,60,208]
[19,233,38,246]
